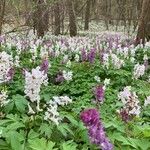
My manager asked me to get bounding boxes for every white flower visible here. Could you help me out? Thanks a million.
[63,70,73,81]
[104,78,110,86]
[102,53,109,69]
[24,66,48,112]
[0,51,13,83]
[111,54,124,69]
[44,96,72,125]
[94,76,100,83]
[53,96,72,106]
[133,63,145,79]
[118,86,131,104]
[40,47,49,59]
[14,55,20,67]
[27,103,35,114]
[0,90,9,107]
[75,54,80,62]
[130,57,135,63]
[118,86,141,116]
[144,96,150,106]
[66,60,71,68]
[143,54,148,61]
[63,55,68,63]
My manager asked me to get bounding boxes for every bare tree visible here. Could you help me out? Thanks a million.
[84,0,91,30]
[33,0,49,38]
[54,0,61,35]
[0,0,5,35]
[66,0,77,36]
[136,0,150,44]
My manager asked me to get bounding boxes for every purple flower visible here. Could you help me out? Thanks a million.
[40,59,49,74]
[88,48,96,63]
[6,68,15,81]
[0,36,5,43]
[81,48,87,62]
[55,74,64,83]
[80,109,100,126]
[89,124,113,150]
[80,109,113,150]
[119,109,130,123]
[94,85,105,103]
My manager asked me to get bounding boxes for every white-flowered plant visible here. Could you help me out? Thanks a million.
[102,53,109,69]
[0,90,9,107]
[66,60,71,68]
[62,70,73,81]
[75,54,80,62]
[143,54,148,61]
[111,54,124,69]
[44,96,72,125]
[118,86,141,116]
[14,55,20,67]
[133,63,145,79]
[0,51,13,83]
[94,76,100,83]
[144,96,150,107]
[103,78,110,90]
[24,66,48,112]
[40,46,49,59]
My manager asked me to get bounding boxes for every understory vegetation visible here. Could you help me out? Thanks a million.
[0,32,150,150]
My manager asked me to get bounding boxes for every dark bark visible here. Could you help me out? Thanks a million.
[0,0,5,35]
[84,0,91,30]
[33,0,49,38]
[54,1,61,35]
[136,0,150,44]
[66,0,77,37]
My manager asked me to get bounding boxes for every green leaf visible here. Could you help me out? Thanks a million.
[64,114,78,126]
[28,138,57,150]
[62,140,77,150]
[6,122,25,130]
[57,123,74,137]
[9,131,22,150]
[0,139,10,150]
[13,94,28,113]
[39,123,52,138]
[27,130,40,140]
[4,101,14,113]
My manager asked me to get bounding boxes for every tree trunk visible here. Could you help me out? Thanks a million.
[54,1,61,35]
[33,0,49,38]
[66,0,77,37]
[84,0,91,30]
[136,0,150,44]
[0,0,5,35]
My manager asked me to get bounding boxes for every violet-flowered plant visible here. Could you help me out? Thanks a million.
[94,85,105,103]
[40,59,49,74]
[80,109,113,150]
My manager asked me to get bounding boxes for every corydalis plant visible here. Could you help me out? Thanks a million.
[40,59,49,74]
[133,63,145,79]
[88,48,96,64]
[0,51,13,83]
[118,86,141,122]
[94,85,105,103]
[80,109,113,150]
[24,66,48,112]
[0,90,9,107]
[44,96,72,125]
